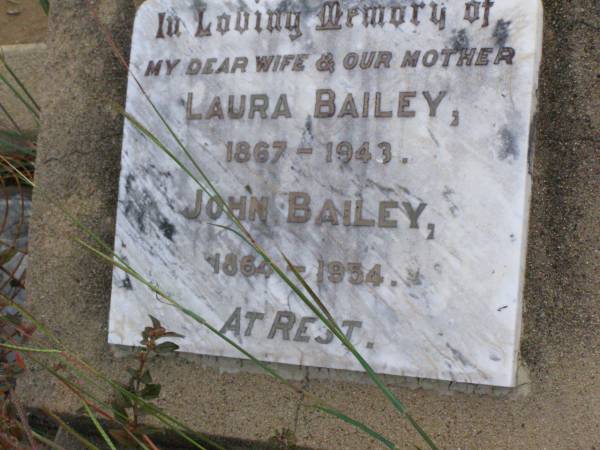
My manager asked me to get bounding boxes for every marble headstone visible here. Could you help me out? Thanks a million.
[110,0,543,387]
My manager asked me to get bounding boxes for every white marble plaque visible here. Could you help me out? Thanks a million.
[110,0,543,387]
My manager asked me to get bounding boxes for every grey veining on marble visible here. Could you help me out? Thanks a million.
[109,0,543,387]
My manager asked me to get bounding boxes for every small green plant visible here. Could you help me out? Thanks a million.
[109,316,183,447]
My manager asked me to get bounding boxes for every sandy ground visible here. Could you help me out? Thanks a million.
[0,0,47,45]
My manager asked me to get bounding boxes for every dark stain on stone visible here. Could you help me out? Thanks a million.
[446,343,473,367]
[498,127,519,161]
[449,29,470,50]
[303,115,313,140]
[493,19,512,47]
[124,199,146,234]
[125,173,135,194]
[443,186,459,217]
[120,275,133,290]
[407,268,423,286]
[159,217,176,241]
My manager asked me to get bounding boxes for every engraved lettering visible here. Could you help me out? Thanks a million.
[476,47,493,65]
[494,47,515,65]
[422,49,439,67]
[375,92,392,118]
[288,192,312,223]
[195,8,212,37]
[228,196,247,220]
[363,6,385,27]
[266,10,282,32]
[316,199,340,225]
[165,59,180,75]
[186,59,202,75]
[317,1,343,30]
[145,60,162,76]
[430,1,446,30]
[398,91,417,117]
[294,317,317,342]
[272,94,292,119]
[182,190,203,219]
[220,307,242,336]
[423,91,447,117]
[157,12,181,38]
[206,96,225,120]
[338,94,359,118]
[216,13,231,35]
[315,329,334,344]
[390,5,406,27]
[267,311,296,340]
[249,94,269,119]
[457,48,477,66]
[249,197,269,222]
[244,311,264,336]
[235,11,250,34]
[378,201,399,228]
[354,200,375,227]
[228,95,246,119]
[314,89,336,118]
[342,320,362,340]
[401,50,421,67]
[403,201,427,228]
[186,92,202,120]
[285,12,303,41]
[410,2,426,25]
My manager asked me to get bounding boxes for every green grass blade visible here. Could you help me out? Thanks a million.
[0,342,62,354]
[45,409,100,450]
[32,431,68,450]
[81,402,117,450]
[38,0,50,15]
[0,73,40,123]
[312,405,397,450]
[0,100,23,133]
[0,50,41,112]
[0,137,36,156]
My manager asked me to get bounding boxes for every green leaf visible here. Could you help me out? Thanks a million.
[110,400,128,423]
[113,385,133,408]
[38,0,49,15]
[163,331,185,338]
[140,369,152,385]
[155,341,179,353]
[149,314,161,329]
[140,383,161,400]
[81,401,117,450]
